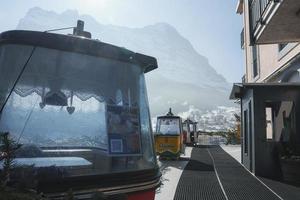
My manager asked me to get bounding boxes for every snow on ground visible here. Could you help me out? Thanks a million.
[221,144,241,163]
[155,147,193,200]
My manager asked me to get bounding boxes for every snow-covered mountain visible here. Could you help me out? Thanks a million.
[152,106,239,132]
[15,7,234,117]
[178,106,238,132]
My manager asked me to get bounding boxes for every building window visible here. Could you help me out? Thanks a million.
[265,107,274,140]
[278,43,288,52]
[252,45,258,78]
[264,101,295,143]
[249,101,252,148]
[244,109,248,154]
[241,28,245,49]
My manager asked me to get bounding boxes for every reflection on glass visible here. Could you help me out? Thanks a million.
[269,101,294,143]
[1,92,107,149]
[182,123,188,132]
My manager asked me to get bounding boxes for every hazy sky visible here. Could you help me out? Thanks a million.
[0,0,244,82]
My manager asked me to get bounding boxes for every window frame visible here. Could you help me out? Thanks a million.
[244,109,248,154]
[265,106,275,141]
[252,45,259,79]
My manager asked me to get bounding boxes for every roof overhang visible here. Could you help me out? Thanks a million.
[230,82,300,100]
[157,116,180,119]
[182,119,197,124]
[230,83,243,100]
[0,30,158,73]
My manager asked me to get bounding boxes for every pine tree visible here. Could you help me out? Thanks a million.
[0,132,21,188]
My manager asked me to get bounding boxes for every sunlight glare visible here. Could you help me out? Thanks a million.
[77,0,108,11]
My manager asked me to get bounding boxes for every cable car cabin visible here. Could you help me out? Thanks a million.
[0,21,160,200]
[154,109,184,160]
[182,119,198,146]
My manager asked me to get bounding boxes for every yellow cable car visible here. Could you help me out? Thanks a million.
[182,119,198,146]
[154,108,184,159]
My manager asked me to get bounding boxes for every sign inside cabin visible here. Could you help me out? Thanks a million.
[106,105,141,155]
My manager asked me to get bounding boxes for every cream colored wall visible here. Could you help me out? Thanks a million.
[243,0,252,82]
[255,42,300,83]
[256,44,278,82]
[242,0,300,83]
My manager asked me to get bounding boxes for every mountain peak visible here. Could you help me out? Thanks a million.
[16,7,232,114]
[26,7,57,18]
[61,9,79,18]
[146,22,176,31]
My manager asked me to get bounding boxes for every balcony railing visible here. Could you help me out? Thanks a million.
[250,0,272,32]
[249,0,300,44]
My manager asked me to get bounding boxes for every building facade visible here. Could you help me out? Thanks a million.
[232,0,300,185]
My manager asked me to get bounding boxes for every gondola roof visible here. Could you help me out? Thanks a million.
[0,30,158,73]
[183,119,197,124]
[157,115,181,119]
[157,108,181,119]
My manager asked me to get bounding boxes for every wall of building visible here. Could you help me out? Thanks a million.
[242,0,300,83]
[253,87,300,180]
[238,0,300,184]
[240,87,298,179]
[241,89,254,172]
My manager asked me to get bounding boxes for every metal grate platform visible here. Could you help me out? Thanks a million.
[208,146,281,200]
[173,147,226,200]
[259,177,300,200]
[173,146,286,200]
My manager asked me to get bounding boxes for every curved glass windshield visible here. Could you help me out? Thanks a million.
[156,118,180,135]
[182,123,188,132]
[0,44,156,177]
[189,124,194,132]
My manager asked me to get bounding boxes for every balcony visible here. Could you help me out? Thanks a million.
[250,0,300,44]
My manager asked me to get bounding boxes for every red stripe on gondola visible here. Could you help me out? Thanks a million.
[127,190,155,200]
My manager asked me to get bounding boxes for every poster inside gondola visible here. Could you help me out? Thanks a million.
[107,105,141,155]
